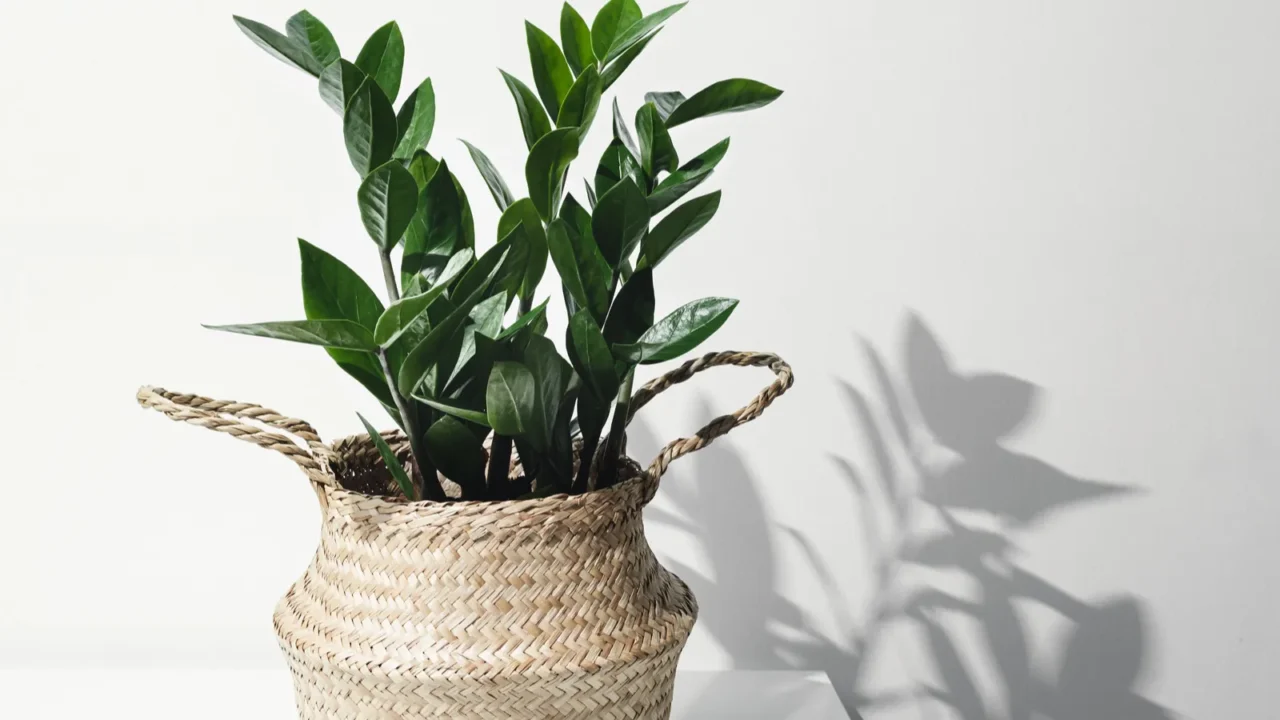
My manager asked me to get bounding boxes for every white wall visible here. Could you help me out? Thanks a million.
[2,0,1276,718]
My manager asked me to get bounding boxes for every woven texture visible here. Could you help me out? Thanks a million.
[137,351,793,719]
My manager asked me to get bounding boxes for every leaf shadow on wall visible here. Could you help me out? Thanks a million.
[639,312,1178,720]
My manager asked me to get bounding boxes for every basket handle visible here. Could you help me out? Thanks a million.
[630,351,794,482]
[136,386,338,488]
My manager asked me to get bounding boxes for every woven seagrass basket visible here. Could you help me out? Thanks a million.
[137,351,792,719]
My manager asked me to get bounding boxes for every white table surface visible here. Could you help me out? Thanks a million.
[0,668,849,719]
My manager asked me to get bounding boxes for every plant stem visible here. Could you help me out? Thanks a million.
[601,368,636,488]
[484,294,534,499]
[379,250,401,303]
[378,349,443,501]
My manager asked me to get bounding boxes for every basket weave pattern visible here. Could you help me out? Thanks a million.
[138,351,793,719]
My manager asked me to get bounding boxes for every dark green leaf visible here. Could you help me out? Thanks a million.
[497,198,548,302]
[500,70,554,151]
[397,272,500,397]
[285,10,340,69]
[455,224,527,303]
[470,294,509,339]
[487,361,538,437]
[425,415,489,496]
[612,98,641,159]
[645,90,686,122]
[526,22,574,120]
[548,220,588,317]
[355,21,405,102]
[420,399,491,427]
[204,319,376,351]
[525,127,581,221]
[498,298,551,341]
[640,191,721,268]
[591,178,649,268]
[232,15,322,76]
[343,79,397,176]
[664,78,784,128]
[601,3,686,65]
[403,158,463,279]
[635,102,679,177]
[460,140,515,210]
[557,64,602,130]
[358,413,417,500]
[406,149,440,189]
[564,198,614,322]
[357,161,418,251]
[648,137,729,213]
[548,216,611,324]
[591,0,642,61]
[568,309,619,401]
[318,59,366,115]
[603,267,655,349]
[594,139,641,201]
[585,180,598,209]
[393,78,436,160]
[601,28,661,90]
[560,3,596,76]
[375,249,473,346]
[524,335,573,451]
[613,297,738,364]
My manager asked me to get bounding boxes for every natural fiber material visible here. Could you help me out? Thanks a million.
[137,351,793,719]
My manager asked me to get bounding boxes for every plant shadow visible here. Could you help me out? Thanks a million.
[639,311,1177,720]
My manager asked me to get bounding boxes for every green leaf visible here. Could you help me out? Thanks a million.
[612,98,641,158]
[526,22,575,120]
[420,399,491,427]
[591,0,643,61]
[406,149,440,189]
[470,293,509,339]
[525,127,581,221]
[635,102,679,177]
[601,3,686,65]
[393,78,436,160]
[568,308,619,401]
[204,319,377,351]
[585,180,598,209]
[455,224,528,303]
[498,298,551,341]
[602,267,655,349]
[647,137,729,213]
[318,59,366,115]
[560,3,596,77]
[460,140,515,211]
[397,271,501,397]
[664,78,784,128]
[548,220,589,317]
[645,90,686,122]
[403,158,463,279]
[357,161,419,251]
[358,413,417,501]
[594,139,641,201]
[500,70,554,151]
[591,178,649,268]
[232,15,323,76]
[343,79,397,176]
[355,21,405,103]
[487,361,538,437]
[613,297,738,364]
[375,249,473,346]
[524,335,573,451]
[562,196,614,322]
[557,64,602,130]
[497,198,549,302]
[425,415,489,496]
[601,28,662,91]
[285,10,340,69]
[640,190,721,268]
[548,215,611,324]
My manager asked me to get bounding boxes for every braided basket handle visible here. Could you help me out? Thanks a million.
[630,351,794,483]
[136,386,338,488]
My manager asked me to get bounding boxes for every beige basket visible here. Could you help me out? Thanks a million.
[138,351,793,719]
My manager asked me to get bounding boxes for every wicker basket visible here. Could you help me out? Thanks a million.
[137,351,793,719]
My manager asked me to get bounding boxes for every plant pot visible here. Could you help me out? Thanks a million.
[138,351,792,719]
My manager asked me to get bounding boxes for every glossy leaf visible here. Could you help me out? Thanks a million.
[406,149,440,189]
[285,10,340,69]
[358,413,417,501]
[562,197,613,322]
[557,64,602,130]
[635,102,679,176]
[569,309,619,401]
[343,79,397,176]
[204,319,377,351]
[613,297,738,364]
[560,3,596,77]
[500,70,554,151]
[524,335,573,451]
[403,158,463,279]
[591,0,642,61]
[497,198,548,302]
[397,272,500,397]
[645,90,686,122]
[525,127,580,221]
[355,21,405,102]
[358,161,419,251]
[584,180,598,208]
[375,249,473,347]
[393,78,436,160]
[498,299,551,342]
[420,398,491,427]
[665,78,784,128]
[460,140,515,210]
[548,220,589,317]
[526,22,574,121]
[613,98,641,158]
[591,178,649,268]
[470,294,509,340]
[601,28,661,91]
[648,138,729,213]
[232,15,322,76]
[594,139,641,201]
[601,3,686,65]
[425,415,488,495]
[602,267,655,349]
[487,361,538,437]
[319,59,366,115]
[640,191,721,268]
[455,225,527,303]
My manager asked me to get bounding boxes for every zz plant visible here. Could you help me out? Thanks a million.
[213,2,781,502]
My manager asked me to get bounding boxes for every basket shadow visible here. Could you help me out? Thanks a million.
[639,311,1178,720]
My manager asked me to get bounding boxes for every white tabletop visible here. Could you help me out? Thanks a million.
[0,667,848,719]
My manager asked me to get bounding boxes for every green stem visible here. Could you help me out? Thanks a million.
[601,368,636,488]
[379,250,401,303]
[378,350,443,501]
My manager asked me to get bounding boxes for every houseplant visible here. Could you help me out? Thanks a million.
[138,2,793,717]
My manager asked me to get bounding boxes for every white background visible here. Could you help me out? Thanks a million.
[2,0,1277,718]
